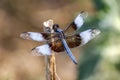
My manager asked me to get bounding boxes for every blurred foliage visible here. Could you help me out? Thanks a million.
[77,0,120,80]
[78,53,101,80]
[93,0,110,12]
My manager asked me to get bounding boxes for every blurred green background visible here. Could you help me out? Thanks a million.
[0,0,120,80]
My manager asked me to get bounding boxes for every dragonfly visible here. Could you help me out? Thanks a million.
[20,11,100,64]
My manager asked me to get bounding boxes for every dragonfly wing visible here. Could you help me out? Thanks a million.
[20,32,59,42]
[66,28,101,47]
[66,34,82,48]
[31,44,52,56]
[63,11,88,33]
[74,11,88,30]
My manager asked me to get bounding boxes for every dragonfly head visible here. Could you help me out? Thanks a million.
[53,24,59,31]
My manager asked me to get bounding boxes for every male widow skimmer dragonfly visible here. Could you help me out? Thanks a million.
[20,11,100,64]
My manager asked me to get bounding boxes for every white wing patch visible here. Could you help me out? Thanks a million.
[74,12,87,29]
[31,44,52,56]
[20,32,45,42]
[80,29,101,45]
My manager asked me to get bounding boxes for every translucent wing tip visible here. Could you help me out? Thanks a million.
[91,28,101,37]
[31,47,43,56]
[20,32,30,39]
[79,11,88,20]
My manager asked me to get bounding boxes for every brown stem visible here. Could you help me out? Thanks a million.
[45,56,50,80]
[45,53,56,80]
[50,54,56,80]
[44,20,56,80]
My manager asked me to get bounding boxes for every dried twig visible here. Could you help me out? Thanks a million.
[44,20,57,80]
